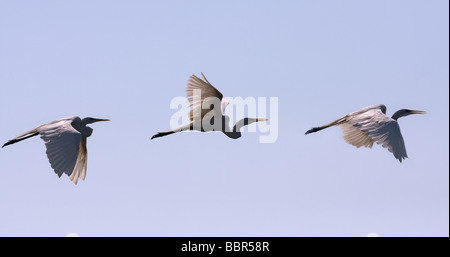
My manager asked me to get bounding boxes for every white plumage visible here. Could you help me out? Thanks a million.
[305,104,425,162]
[2,116,109,184]
[152,72,266,140]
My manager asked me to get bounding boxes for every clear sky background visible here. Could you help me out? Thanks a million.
[0,0,448,237]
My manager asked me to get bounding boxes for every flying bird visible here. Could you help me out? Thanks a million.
[305,104,425,162]
[151,73,267,140]
[2,116,109,184]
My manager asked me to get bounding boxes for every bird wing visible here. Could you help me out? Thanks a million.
[339,123,374,148]
[342,107,408,162]
[36,118,83,180]
[70,137,87,185]
[186,73,224,121]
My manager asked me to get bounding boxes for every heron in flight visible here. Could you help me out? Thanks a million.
[2,116,109,184]
[151,73,267,140]
[305,104,425,162]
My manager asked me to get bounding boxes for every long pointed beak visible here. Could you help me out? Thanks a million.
[409,110,426,115]
[255,118,268,122]
[93,118,110,122]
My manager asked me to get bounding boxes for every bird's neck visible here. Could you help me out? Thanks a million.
[82,127,93,137]
[391,110,408,121]
[72,122,93,137]
[221,116,243,139]
[233,118,255,132]
[223,118,253,139]
[224,131,242,139]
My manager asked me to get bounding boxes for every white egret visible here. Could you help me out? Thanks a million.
[2,116,109,184]
[305,104,425,162]
[151,73,267,140]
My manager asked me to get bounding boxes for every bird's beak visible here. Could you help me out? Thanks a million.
[93,118,110,122]
[408,110,426,115]
[255,118,268,122]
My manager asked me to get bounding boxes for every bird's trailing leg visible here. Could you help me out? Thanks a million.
[151,123,194,140]
[305,117,345,135]
[305,126,327,135]
[151,130,177,140]
[2,132,39,148]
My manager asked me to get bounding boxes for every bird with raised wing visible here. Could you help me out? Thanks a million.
[2,116,109,184]
[305,104,425,162]
[151,73,267,140]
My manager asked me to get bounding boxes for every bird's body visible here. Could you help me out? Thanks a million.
[151,73,267,140]
[305,104,425,162]
[2,116,109,184]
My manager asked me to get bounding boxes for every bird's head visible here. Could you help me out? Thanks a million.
[240,118,268,128]
[82,117,110,125]
[391,109,426,120]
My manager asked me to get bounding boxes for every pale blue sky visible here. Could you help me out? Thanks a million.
[0,0,448,236]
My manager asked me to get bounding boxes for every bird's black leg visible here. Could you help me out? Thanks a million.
[2,132,39,148]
